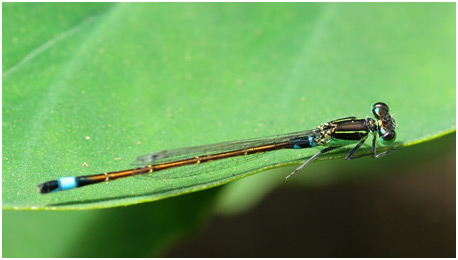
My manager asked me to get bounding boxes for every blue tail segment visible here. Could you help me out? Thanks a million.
[292,135,317,149]
[38,176,78,194]
[57,177,78,191]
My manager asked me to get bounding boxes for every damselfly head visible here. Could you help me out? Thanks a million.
[371,102,389,119]
[378,117,396,145]
[372,102,396,145]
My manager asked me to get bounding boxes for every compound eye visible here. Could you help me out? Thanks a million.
[372,102,389,118]
[379,129,396,145]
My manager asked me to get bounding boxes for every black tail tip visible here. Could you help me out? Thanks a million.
[38,180,59,194]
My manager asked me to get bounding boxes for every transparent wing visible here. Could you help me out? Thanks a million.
[130,128,318,167]
[135,151,268,180]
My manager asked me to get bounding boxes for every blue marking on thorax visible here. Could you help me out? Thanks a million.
[309,135,317,147]
[58,177,77,191]
[292,135,316,149]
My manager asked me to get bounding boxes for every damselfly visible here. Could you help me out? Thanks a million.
[38,102,396,194]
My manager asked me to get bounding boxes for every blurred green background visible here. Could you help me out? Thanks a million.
[3,2,455,257]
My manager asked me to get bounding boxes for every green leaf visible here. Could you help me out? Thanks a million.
[3,3,455,211]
